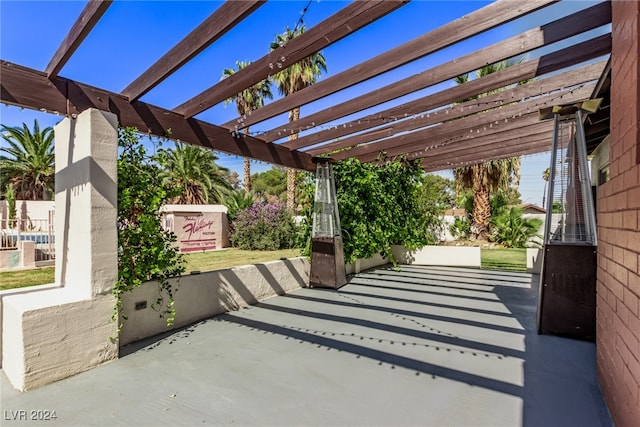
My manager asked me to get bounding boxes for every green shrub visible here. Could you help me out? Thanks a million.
[490,207,542,248]
[114,128,185,330]
[231,203,298,250]
[298,158,443,264]
[450,216,471,239]
[225,190,255,222]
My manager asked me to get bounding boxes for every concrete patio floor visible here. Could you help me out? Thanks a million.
[1,265,612,426]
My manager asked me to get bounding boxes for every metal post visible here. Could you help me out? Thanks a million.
[575,109,598,245]
[543,113,560,244]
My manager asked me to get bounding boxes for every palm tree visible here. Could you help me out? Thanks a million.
[542,167,550,208]
[453,60,525,240]
[222,61,273,193]
[454,158,520,239]
[0,120,55,200]
[270,26,326,212]
[157,142,231,204]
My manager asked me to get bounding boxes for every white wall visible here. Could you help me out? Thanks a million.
[119,257,310,346]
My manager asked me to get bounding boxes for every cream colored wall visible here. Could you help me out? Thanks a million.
[2,109,119,391]
[392,245,482,268]
[119,257,310,346]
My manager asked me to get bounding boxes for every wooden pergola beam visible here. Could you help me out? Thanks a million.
[1,61,314,171]
[260,1,611,143]
[305,64,602,157]
[174,0,407,119]
[122,1,266,101]
[409,122,553,163]
[45,0,113,78]
[351,112,549,163]
[286,57,608,153]
[422,136,553,172]
[338,82,594,163]
[221,0,559,131]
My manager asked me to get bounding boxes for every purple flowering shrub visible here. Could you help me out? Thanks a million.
[230,203,298,250]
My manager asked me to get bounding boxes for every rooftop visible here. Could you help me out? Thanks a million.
[1,265,611,426]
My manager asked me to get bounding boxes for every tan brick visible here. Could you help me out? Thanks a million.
[629,309,640,341]
[629,271,640,298]
[605,272,624,300]
[624,287,639,316]
[617,299,631,326]
[623,248,639,271]
[623,209,638,230]
[629,353,640,387]
[619,320,640,357]
[629,185,640,209]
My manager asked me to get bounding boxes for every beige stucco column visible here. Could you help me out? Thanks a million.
[1,109,119,391]
[53,108,118,297]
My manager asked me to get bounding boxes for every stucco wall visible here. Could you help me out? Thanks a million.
[119,257,310,346]
[392,245,481,268]
[596,2,640,426]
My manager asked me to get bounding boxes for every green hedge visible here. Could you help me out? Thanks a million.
[300,158,443,264]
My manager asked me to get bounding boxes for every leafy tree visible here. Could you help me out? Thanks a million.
[270,26,326,211]
[222,61,273,192]
[114,128,185,331]
[220,169,242,191]
[251,167,287,202]
[156,142,231,204]
[0,120,55,200]
[453,60,525,240]
[419,174,454,211]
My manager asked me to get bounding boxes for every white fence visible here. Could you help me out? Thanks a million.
[0,213,55,263]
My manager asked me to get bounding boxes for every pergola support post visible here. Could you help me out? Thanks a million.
[1,109,118,391]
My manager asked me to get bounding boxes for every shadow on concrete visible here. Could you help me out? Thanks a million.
[221,312,523,397]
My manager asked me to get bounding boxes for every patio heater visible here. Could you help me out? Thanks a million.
[309,157,347,289]
[536,99,601,341]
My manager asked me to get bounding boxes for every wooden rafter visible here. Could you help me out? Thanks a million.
[174,0,407,119]
[405,121,554,162]
[1,61,314,171]
[305,62,604,157]
[293,40,609,154]
[422,135,554,172]
[45,0,113,78]
[260,1,611,143]
[122,1,266,101]
[221,0,559,131]
[285,56,605,152]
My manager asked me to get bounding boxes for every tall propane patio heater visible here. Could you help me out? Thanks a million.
[537,99,601,341]
[309,157,347,289]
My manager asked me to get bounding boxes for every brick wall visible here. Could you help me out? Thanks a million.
[596,1,640,426]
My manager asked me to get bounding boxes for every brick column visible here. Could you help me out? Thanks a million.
[596,2,640,426]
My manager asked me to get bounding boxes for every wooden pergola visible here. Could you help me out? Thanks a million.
[0,0,612,172]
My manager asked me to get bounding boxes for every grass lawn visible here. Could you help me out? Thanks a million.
[481,248,527,272]
[0,248,302,290]
[0,267,55,291]
[2,247,528,289]
[183,248,301,273]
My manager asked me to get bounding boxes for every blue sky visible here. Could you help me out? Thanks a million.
[0,0,607,206]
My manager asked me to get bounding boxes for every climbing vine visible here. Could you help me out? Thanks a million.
[112,128,185,334]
